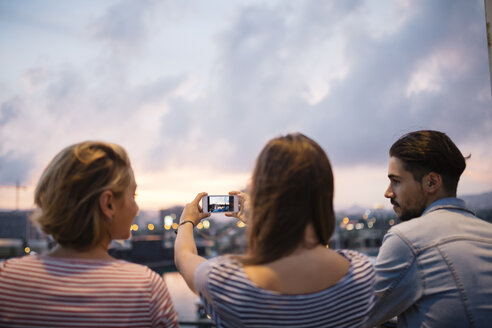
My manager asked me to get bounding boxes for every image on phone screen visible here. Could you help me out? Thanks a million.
[207,195,234,213]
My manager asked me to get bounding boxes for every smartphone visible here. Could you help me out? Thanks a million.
[202,195,239,213]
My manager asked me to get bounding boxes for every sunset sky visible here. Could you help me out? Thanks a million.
[1,0,491,212]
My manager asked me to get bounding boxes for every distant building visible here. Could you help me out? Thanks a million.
[159,206,183,224]
[0,210,47,258]
[0,211,43,240]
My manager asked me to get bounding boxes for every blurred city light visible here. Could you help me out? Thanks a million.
[147,223,155,231]
[373,203,384,210]
[164,215,174,227]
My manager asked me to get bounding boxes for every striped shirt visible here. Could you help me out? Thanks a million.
[0,255,178,328]
[194,249,375,328]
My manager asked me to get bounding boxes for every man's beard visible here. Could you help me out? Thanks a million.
[391,199,426,222]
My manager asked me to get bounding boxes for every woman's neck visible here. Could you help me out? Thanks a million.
[46,242,113,260]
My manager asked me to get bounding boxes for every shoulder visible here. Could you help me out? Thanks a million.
[388,201,492,248]
[194,256,243,292]
[379,225,416,257]
[11,255,159,280]
[336,249,375,280]
[1,254,42,271]
[111,259,154,274]
[380,217,430,253]
[337,249,374,269]
[388,216,423,236]
[195,255,241,280]
[375,228,419,277]
[337,249,372,263]
[109,260,165,285]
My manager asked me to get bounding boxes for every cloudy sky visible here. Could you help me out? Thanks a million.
[1,0,491,212]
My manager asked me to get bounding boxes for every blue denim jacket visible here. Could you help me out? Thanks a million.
[368,198,492,327]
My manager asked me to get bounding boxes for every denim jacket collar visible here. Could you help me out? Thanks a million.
[422,197,476,216]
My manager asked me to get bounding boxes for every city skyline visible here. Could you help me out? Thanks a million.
[1,1,491,211]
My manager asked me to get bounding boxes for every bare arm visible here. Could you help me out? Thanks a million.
[174,192,211,294]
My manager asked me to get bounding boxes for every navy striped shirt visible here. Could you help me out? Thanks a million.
[195,249,375,328]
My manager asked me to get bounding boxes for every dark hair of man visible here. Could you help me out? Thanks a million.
[240,133,335,265]
[389,130,467,194]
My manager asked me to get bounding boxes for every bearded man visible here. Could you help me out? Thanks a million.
[368,130,492,328]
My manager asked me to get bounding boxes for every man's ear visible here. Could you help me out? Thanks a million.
[99,190,115,220]
[423,172,442,195]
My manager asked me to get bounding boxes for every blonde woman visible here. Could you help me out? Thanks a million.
[0,141,178,327]
[175,133,375,327]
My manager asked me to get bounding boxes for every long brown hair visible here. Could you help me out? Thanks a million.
[241,133,335,265]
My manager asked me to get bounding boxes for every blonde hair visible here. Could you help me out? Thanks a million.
[34,141,131,250]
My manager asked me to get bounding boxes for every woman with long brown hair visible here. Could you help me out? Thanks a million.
[175,133,375,327]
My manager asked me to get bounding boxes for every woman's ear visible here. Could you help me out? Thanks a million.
[99,190,115,220]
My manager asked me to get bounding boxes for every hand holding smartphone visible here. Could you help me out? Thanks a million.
[202,195,239,213]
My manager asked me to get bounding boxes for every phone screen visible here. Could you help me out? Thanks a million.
[206,195,236,213]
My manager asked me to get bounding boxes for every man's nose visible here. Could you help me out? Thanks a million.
[384,185,394,199]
